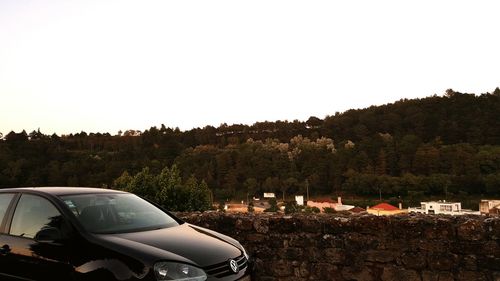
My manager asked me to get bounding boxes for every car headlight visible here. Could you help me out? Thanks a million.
[154,262,207,281]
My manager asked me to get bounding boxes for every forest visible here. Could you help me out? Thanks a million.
[1,89,500,204]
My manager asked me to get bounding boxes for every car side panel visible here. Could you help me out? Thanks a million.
[0,193,19,280]
[0,234,74,281]
[69,237,154,281]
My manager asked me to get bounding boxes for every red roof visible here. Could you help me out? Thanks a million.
[370,203,399,211]
[350,207,366,213]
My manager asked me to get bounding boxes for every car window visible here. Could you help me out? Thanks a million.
[9,194,62,239]
[0,193,15,228]
[61,193,179,233]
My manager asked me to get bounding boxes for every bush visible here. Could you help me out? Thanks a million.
[323,207,336,213]
[247,202,255,213]
[264,198,279,212]
[303,206,320,214]
[218,202,226,212]
[284,200,298,214]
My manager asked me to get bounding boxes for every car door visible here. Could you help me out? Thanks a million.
[0,193,16,280]
[2,193,74,281]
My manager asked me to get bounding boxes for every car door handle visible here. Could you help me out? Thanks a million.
[0,244,10,255]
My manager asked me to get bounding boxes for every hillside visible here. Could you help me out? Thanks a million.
[1,89,499,201]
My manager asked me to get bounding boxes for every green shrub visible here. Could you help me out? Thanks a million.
[247,202,255,213]
[323,207,336,213]
[264,198,279,212]
[284,200,298,214]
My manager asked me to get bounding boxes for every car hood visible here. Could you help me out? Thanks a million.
[103,223,242,267]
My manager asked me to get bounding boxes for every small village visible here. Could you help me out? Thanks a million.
[223,193,500,216]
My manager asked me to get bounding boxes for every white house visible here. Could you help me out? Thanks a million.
[263,193,275,198]
[306,197,355,212]
[479,200,500,214]
[295,195,304,206]
[408,200,480,215]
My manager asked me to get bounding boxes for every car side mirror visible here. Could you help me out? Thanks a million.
[34,227,63,243]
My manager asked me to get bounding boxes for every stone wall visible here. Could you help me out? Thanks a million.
[178,212,500,281]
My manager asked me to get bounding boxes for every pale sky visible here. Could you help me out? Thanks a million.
[1,0,499,136]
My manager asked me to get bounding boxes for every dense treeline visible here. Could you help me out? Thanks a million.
[114,165,212,212]
[1,89,499,201]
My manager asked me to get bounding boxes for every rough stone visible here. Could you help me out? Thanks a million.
[428,253,458,271]
[235,218,253,230]
[457,218,485,241]
[381,266,421,281]
[293,261,309,278]
[324,248,346,265]
[341,267,374,281]
[276,247,303,260]
[421,271,454,281]
[310,263,343,280]
[461,255,478,271]
[268,260,293,277]
[253,218,269,234]
[364,250,396,263]
[457,270,487,281]
[478,256,500,271]
[485,217,500,240]
[401,252,427,270]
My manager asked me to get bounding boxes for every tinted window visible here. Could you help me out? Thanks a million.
[61,193,179,233]
[0,193,15,227]
[10,194,61,239]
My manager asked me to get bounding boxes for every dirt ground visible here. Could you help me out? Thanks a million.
[225,203,266,213]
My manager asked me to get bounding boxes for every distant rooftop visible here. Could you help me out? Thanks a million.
[422,201,460,204]
[369,203,399,211]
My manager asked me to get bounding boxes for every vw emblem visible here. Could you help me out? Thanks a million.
[229,259,239,273]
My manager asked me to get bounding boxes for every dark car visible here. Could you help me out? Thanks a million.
[0,187,251,281]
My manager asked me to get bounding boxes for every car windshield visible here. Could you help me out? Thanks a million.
[60,193,179,234]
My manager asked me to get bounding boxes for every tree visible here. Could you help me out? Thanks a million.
[187,177,211,211]
[398,134,422,173]
[47,161,64,186]
[306,116,323,128]
[413,144,440,175]
[244,178,259,199]
[5,130,28,144]
[113,171,133,190]
[282,177,300,199]
[484,173,500,195]
[118,165,212,212]
[493,87,500,97]
[158,166,184,210]
[128,167,157,201]
[262,177,280,194]
[376,149,387,175]
[29,129,45,140]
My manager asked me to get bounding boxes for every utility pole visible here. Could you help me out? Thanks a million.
[305,179,310,202]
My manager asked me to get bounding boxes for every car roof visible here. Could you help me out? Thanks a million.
[0,187,126,196]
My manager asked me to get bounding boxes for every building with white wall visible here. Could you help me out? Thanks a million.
[479,200,500,214]
[306,197,354,212]
[408,201,480,215]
